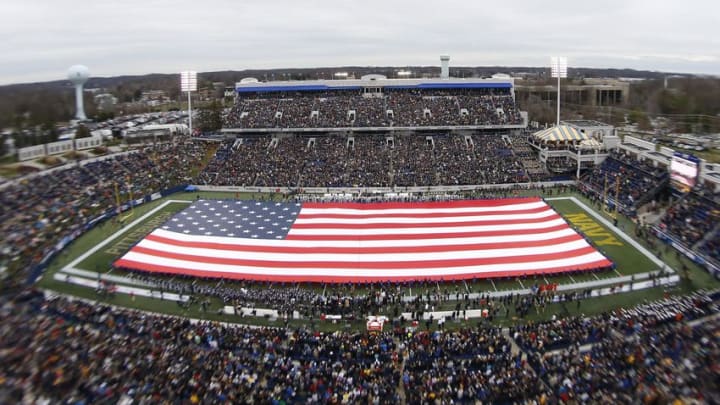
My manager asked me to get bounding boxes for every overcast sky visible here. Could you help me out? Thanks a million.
[1,0,718,85]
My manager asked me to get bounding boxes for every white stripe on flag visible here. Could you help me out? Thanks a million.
[134,237,592,262]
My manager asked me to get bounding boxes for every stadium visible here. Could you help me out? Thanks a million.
[1,65,719,404]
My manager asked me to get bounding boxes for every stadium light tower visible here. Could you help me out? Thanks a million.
[67,65,90,121]
[180,71,197,135]
[550,56,567,126]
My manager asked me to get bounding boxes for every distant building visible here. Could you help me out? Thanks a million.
[94,93,118,111]
[140,90,170,106]
[124,123,189,141]
[2,131,15,156]
[515,78,629,106]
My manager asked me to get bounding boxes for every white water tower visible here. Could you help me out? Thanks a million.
[68,65,90,121]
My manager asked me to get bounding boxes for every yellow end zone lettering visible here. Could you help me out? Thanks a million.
[104,211,174,256]
[564,213,623,247]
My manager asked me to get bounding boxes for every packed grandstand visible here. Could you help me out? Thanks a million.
[1,76,719,404]
[222,77,525,131]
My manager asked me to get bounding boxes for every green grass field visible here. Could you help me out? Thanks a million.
[38,190,720,330]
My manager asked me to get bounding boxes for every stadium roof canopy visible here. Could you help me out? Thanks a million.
[235,77,514,93]
[533,125,589,143]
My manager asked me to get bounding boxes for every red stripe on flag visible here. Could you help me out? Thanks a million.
[113,258,612,283]
[126,245,600,269]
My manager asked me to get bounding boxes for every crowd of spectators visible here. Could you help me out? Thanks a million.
[1,288,717,404]
[403,327,544,403]
[580,150,668,209]
[279,98,316,128]
[199,134,532,188]
[223,89,523,129]
[544,156,576,175]
[0,289,401,404]
[349,96,388,127]
[509,139,548,181]
[392,136,437,186]
[198,137,271,186]
[700,236,720,264]
[301,137,350,188]
[658,187,720,248]
[0,140,212,280]
[527,290,719,403]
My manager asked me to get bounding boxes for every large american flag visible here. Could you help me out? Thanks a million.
[114,198,612,283]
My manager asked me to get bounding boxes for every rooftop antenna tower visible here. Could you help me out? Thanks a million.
[440,55,450,79]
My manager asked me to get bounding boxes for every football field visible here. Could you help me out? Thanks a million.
[37,190,718,329]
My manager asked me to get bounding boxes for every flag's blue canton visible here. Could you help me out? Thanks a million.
[161,200,302,239]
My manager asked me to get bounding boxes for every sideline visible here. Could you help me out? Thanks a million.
[61,267,156,287]
[55,270,680,323]
[41,288,274,330]
[61,199,192,272]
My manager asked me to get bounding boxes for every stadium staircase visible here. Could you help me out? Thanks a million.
[388,150,396,185]
[395,336,407,405]
[502,328,522,356]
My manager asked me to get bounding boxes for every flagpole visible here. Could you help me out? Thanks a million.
[557,71,561,126]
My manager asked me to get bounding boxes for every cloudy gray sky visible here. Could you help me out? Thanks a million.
[1,0,718,85]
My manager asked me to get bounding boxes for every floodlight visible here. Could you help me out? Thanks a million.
[180,71,197,133]
[550,57,568,126]
[550,57,568,78]
[181,71,197,92]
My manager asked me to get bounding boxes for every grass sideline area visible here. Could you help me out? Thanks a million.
[38,189,720,331]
